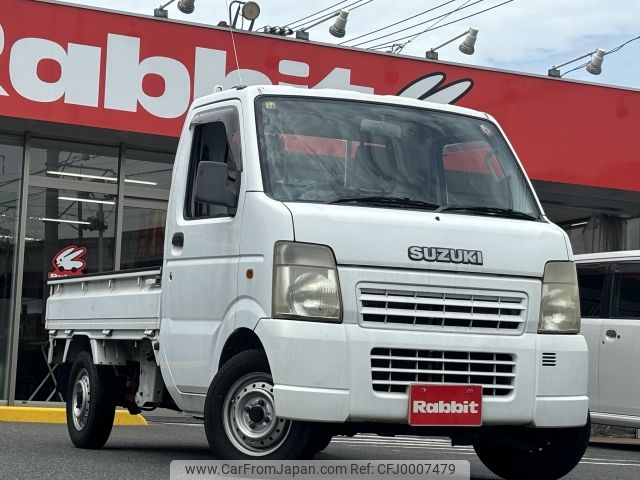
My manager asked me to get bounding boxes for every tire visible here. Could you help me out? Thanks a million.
[66,351,116,449]
[204,350,313,459]
[473,415,591,480]
[307,425,334,456]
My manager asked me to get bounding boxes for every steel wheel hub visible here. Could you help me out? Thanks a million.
[72,369,90,431]
[223,373,291,456]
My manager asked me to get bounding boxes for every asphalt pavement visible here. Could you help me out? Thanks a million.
[0,419,639,480]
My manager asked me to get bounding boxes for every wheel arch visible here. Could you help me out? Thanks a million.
[62,336,128,366]
[62,336,92,364]
[218,328,266,369]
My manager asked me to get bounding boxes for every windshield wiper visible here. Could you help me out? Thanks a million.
[436,205,539,221]
[329,196,440,210]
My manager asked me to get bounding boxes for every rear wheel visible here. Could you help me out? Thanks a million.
[473,416,590,480]
[204,350,313,459]
[66,351,116,449]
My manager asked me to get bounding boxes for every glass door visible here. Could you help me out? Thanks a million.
[0,134,24,400]
[15,139,118,401]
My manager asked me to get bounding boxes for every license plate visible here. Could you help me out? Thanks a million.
[408,384,482,426]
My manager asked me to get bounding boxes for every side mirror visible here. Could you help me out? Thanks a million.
[194,161,237,208]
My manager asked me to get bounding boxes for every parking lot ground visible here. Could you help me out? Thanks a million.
[1,420,639,480]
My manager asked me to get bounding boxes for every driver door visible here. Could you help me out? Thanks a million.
[161,101,244,394]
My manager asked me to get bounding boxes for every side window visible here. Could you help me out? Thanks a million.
[576,263,609,318]
[612,263,640,319]
[185,108,242,219]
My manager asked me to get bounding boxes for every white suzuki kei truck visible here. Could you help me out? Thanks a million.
[46,85,589,480]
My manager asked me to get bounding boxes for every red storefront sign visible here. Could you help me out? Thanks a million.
[1,0,640,192]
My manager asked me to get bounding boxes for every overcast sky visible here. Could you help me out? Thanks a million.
[61,0,640,89]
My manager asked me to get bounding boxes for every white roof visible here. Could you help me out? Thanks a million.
[575,250,640,263]
[190,84,489,120]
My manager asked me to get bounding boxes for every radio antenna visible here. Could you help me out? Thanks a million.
[223,0,244,86]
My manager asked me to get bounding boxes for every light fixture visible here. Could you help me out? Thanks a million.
[154,0,195,18]
[425,28,478,60]
[229,1,261,31]
[47,170,117,182]
[124,178,159,186]
[47,170,158,187]
[586,48,606,75]
[548,48,606,77]
[177,0,195,14]
[58,196,116,206]
[329,10,349,38]
[41,217,91,226]
[296,9,350,41]
[570,221,588,228]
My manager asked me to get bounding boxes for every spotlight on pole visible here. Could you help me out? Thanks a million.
[296,9,349,41]
[177,0,195,14]
[548,48,607,77]
[154,0,195,18]
[229,1,261,30]
[425,28,478,60]
[329,10,349,38]
[586,48,606,75]
[458,28,478,55]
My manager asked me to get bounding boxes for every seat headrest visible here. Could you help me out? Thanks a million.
[352,143,397,193]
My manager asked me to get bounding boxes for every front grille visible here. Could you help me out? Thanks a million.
[371,348,516,396]
[359,286,526,334]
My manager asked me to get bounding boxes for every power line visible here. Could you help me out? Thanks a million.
[365,0,514,51]
[255,0,350,31]
[349,0,375,12]
[395,0,474,53]
[560,60,590,78]
[290,0,367,30]
[282,0,351,29]
[561,34,640,77]
[339,0,457,45]
[607,34,640,54]
[349,0,484,48]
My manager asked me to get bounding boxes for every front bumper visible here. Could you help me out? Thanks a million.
[255,319,589,428]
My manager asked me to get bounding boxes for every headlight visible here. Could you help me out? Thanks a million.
[273,242,342,322]
[538,261,581,333]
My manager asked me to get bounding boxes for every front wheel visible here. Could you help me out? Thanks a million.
[473,415,590,480]
[204,350,313,459]
[66,351,116,449]
[307,425,334,456]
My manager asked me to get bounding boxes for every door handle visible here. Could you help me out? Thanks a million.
[172,232,184,248]
[605,329,619,339]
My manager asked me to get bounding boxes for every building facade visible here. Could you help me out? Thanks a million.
[1,0,640,404]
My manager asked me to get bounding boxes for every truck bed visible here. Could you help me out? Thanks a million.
[46,269,162,336]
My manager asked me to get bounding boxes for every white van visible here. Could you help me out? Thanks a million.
[576,251,640,428]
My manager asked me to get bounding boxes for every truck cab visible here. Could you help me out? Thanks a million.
[47,86,589,479]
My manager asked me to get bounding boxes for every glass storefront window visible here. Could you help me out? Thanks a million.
[120,149,172,269]
[124,149,173,196]
[120,202,167,270]
[17,185,117,400]
[17,139,118,400]
[30,138,119,185]
[11,139,172,402]
[0,134,23,400]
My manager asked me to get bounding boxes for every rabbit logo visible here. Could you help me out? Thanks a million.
[48,246,87,279]
[397,73,473,105]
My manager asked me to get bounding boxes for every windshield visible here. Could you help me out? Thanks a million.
[255,96,540,219]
